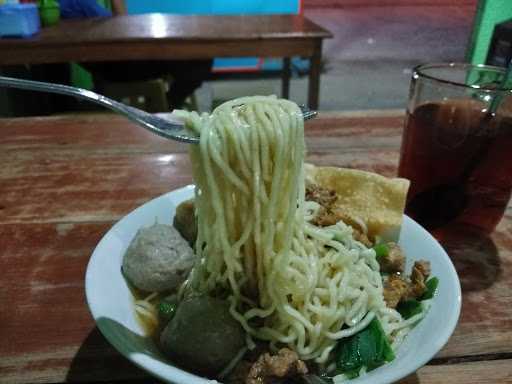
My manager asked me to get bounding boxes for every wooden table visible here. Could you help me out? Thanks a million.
[0,14,332,109]
[1,112,511,384]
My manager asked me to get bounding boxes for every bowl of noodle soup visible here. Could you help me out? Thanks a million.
[86,186,461,384]
[86,96,461,384]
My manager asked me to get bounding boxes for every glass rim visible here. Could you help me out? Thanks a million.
[413,62,512,93]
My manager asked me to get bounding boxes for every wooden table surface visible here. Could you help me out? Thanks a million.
[1,111,511,384]
[0,14,332,108]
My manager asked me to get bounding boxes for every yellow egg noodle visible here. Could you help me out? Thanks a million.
[173,95,422,367]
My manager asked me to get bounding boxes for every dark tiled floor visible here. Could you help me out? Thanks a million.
[204,5,477,111]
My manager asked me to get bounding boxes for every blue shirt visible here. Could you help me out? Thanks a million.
[58,0,112,19]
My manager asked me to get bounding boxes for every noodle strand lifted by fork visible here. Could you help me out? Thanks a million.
[176,96,405,363]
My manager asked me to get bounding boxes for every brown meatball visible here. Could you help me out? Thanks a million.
[160,296,246,377]
[173,198,197,246]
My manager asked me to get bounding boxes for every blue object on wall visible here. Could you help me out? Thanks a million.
[125,0,301,72]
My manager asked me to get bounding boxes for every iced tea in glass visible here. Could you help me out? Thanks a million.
[398,63,512,234]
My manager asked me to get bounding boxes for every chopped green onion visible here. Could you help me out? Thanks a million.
[158,296,178,323]
[373,243,389,259]
[420,277,439,300]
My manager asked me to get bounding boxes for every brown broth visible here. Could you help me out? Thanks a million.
[127,283,164,339]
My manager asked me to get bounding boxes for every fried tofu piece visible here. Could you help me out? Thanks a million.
[304,163,410,243]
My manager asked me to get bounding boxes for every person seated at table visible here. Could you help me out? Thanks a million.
[57,0,212,110]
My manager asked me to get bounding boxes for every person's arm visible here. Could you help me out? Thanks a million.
[111,0,127,15]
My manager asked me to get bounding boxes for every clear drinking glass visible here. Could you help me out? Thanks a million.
[398,63,512,234]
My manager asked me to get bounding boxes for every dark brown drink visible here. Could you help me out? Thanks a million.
[399,99,512,234]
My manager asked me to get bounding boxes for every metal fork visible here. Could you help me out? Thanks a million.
[0,76,317,144]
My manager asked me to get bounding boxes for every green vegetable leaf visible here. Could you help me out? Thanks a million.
[374,318,395,363]
[373,243,389,259]
[158,296,178,323]
[335,317,395,378]
[420,277,439,300]
[396,299,422,319]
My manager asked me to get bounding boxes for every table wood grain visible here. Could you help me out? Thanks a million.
[1,112,511,384]
[0,15,329,61]
[0,14,332,108]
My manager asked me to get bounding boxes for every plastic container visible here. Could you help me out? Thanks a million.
[39,0,59,26]
[39,4,59,26]
[0,3,40,37]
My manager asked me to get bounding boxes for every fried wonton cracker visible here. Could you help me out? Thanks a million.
[305,164,410,242]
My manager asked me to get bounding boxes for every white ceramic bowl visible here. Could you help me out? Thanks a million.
[85,185,462,384]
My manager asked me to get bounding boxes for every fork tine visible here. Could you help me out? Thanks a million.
[299,104,317,121]
[303,110,318,120]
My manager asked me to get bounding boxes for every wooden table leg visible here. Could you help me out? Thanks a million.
[308,40,322,109]
[282,57,291,99]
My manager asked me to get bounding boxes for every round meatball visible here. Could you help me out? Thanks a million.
[160,296,246,376]
[173,198,197,246]
[122,223,194,292]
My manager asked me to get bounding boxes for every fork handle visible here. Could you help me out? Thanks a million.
[1,75,164,128]
[0,75,140,114]
[0,75,199,142]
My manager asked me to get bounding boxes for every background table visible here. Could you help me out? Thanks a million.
[0,14,332,109]
[0,111,511,383]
